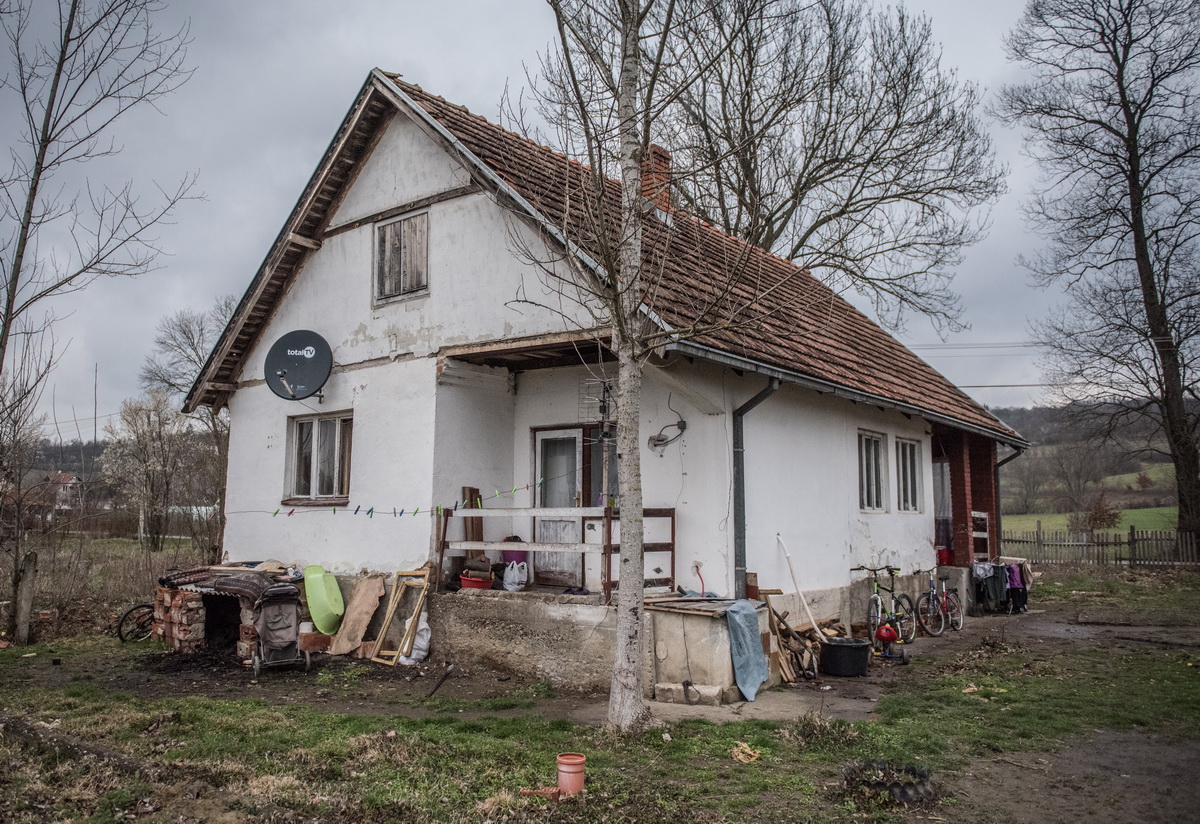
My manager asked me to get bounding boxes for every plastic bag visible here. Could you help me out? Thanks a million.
[503,561,528,592]
[398,611,430,665]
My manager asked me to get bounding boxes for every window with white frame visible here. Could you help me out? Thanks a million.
[896,438,922,512]
[376,212,428,300]
[858,431,886,511]
[290,414,353,500]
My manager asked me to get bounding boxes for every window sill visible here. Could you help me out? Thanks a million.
[374,289,429,308]
[281,496,350,508]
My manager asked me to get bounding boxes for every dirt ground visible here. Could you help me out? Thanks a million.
[5,597,1200,823]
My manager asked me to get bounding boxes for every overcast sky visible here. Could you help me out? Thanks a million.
[23,0,1052,442]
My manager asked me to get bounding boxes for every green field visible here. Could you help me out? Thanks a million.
[1106,462,1176,489]
[1002,506,1178,533]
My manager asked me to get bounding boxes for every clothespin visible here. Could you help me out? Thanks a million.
[354,505,361,515]
[367,508,374,518]
[272,508,280,517]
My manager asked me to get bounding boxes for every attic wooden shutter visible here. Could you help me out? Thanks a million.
[376,212,428,298]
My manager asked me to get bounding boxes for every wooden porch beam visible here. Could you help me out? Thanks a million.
[439,328,610,360]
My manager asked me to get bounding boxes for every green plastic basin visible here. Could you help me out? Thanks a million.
[303,564,345,635]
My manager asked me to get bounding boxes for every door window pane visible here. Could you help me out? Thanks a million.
[540,437,578,508]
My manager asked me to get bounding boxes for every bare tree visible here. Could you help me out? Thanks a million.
[0,334,51,643]
[140,295,234,561]
[1048,443,1112,514]
[102,390,190,554]
[1002,449,1050,514]
[523,0,781,732]
[0,0,194,385]
[997,0,1200,535]
[663,0,1005,330]
[528,0,996,731]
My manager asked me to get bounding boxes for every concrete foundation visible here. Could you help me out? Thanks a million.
[427,588,652,694]
[429,590,790,704]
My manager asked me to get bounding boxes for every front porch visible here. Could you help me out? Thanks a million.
[435,505,677,600]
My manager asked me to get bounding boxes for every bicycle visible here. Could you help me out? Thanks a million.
[914,566,963,637]
[852,566,917,644]
[117,603,155,642]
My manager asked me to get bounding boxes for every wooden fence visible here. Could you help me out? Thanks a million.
[1001,525,1199,566]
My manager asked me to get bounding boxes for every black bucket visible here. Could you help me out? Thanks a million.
[821,637,871,677]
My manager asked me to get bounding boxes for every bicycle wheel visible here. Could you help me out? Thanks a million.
[867,594,884,641]
[893,594,917,643]
[945,591,964,631]
[117,603,154,642]
[916,593,945,637]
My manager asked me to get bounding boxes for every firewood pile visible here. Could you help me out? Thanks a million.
[760,589,846,683]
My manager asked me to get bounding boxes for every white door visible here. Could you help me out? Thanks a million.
[535,429,583,587]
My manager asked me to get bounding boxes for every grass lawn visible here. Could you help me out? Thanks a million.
[1002,506,1178,533]
[2,568,1200,823]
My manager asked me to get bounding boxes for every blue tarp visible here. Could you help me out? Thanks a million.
[724,599,768,701]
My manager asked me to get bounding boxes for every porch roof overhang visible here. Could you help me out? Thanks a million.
[439,329,614,372]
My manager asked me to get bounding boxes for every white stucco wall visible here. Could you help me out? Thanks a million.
[223,357,437,573]
[222,108,586,573]
[739,380,935,599]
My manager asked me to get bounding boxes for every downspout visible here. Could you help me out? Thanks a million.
[733,378,781,599]
[994,447,1025,556]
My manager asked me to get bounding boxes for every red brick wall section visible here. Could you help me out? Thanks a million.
[947,430,973,567]
[153,587,206,653]
[969,437,998,560]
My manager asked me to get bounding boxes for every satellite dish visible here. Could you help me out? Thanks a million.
[264,330,333,400]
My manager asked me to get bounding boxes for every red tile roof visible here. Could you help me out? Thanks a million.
[387,76,1021,444]
[187,71,1021,445]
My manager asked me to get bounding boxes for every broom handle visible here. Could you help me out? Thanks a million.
[777,533,821,633]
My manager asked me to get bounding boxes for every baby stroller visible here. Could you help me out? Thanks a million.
[251,582,311,677]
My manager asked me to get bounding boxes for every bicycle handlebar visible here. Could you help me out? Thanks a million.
[852,565,901,575]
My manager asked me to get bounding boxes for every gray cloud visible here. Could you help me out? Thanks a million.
[29,0,1052,439]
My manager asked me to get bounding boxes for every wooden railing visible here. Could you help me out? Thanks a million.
[437,506,676,602]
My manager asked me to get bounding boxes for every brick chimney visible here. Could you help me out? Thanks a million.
[642,144,672,211]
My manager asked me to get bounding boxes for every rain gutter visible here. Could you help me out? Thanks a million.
[733,378,781,600]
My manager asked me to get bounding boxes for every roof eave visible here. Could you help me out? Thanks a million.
[667,339,1029,449]
[184,73,389,414]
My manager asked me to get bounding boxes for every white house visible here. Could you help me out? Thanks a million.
[186,71,1024,692]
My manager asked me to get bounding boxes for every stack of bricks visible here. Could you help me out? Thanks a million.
[238,613,258,662]
[152,587,206,653]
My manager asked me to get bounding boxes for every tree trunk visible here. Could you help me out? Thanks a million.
[14,550,37,645]
[606,2,652,733]
[608,340,650,730]
[1125,140,1200,536]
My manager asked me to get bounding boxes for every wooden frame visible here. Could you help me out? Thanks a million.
[369,567,430,666]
